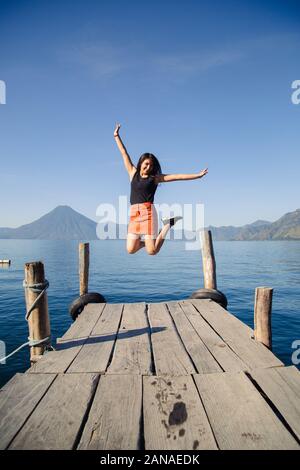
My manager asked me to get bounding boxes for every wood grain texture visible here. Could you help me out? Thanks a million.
[107,303,152,375]
[2,300,299,451]
[60,302,106,341]
[180,301,247,372]
[250,366,300,440]
[28,303,106,373]
[143,375,217,450]
[24,261,51,358]
[200,230,217,290]
[194,371,299,449]
[0,373,56,449]
[67,303,123,373]
[189,299,283,369]
[148,303,196,376]
[9,373,99,450]
[78,375,142,450]
[79,242,89,296]
[167,302,222,374]
[254,287,273,349]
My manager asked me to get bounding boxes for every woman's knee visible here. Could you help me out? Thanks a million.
[127,245,137,254]
[145,247,157,256]
[127,234,140,254]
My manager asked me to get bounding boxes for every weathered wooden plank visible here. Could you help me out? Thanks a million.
[107,303,152,375]
[78,375,142,450]
[28,303,106,374]
[179,301,247,372]
[276,365,300,397]
[67,304,123,373]
[143,375,217,450]
[60,302,106,341]
[189,299,283,369]
[147,303,196,376]
[167,302,222,374]
[194,371,299,449]
[0,373,56,450]
[190,299,254,335]
[250,366,300,440]
[9,373,99,450]
[27,345,83,375]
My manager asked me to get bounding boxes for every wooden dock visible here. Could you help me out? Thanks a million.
[1,298,300,450]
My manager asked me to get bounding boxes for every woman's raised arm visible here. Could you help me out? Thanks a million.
[155,168,208,183]
[114,124,136,179]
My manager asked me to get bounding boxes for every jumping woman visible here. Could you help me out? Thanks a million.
[114,124,208,255]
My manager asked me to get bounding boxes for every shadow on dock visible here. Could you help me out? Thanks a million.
[57,326,167,350]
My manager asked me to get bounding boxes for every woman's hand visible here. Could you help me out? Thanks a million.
[114,123,135,177]
[198,168,208,178]
[114,123,121,137]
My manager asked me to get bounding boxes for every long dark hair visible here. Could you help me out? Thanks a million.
[136,153,162,179]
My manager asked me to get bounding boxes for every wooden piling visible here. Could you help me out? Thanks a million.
[200,230,217,290]
[79,242,89,296]
[254,287,273,350]
[24,261,51,363]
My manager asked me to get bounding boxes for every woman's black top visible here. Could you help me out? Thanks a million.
[130,170,158,205]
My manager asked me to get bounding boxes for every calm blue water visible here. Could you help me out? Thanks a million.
[0,240,299,387]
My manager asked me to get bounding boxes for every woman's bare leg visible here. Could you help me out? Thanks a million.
[127,234,145,254]
[144,223,171,255]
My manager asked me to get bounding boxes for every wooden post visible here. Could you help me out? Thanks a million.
[24,261,51,363]
[79,242,89,296]
[200,230,217,290]
[254,287,273,350]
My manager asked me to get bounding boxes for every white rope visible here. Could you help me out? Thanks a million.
[23,279,49,320]
[0,279,53,363]
[0,336,51,363]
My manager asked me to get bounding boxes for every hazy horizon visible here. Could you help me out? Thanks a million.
[2,203,299,230]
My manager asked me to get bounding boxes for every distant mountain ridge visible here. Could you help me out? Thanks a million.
[0,206,299,240]
[0,206,98,240]
[207,209,300,241]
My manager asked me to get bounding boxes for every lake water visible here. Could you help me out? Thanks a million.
[0,239,299,387]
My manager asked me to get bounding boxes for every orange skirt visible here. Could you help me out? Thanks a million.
[128,202,158,237]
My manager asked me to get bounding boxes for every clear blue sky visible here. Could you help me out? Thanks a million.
[0,0,299,227]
